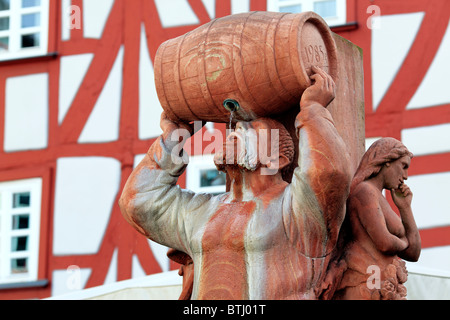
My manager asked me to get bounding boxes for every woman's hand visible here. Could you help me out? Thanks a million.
[390,183,413,210]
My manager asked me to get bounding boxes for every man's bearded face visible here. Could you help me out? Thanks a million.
[213,120,273,172]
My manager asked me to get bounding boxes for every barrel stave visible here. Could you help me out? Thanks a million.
[154,11,337,123]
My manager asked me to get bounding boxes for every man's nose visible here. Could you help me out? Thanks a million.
[236,121,248,130]
[403,171,408,180]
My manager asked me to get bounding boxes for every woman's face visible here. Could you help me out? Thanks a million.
[382,156,411,190]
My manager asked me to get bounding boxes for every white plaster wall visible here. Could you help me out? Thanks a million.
[407,20,450,109]
[104,248,118,285]
[79,46,124,143]
[139,25,163,140]
[4,73,48,152]
[149,240,170,272]
[53,157,121,255]
[59,53,94,124]
[51,268,91,297]
[132,255,147,279]
[201,0,215,19]
[134,154,145,167]
[402,124,450,157]
[154,0,251,25]
[365,136,382,151]
[154,0,199,28]
[61,0,71,41]
[407,246,450,275]
[82,0,114,39]
[232,0,250,14]
[371,12,424,111]
[407,172,450,230]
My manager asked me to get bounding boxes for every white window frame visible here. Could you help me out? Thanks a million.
[186,154,227,194]
[267,0,347,27]
[0,178,42,285]
[0,0,49,61]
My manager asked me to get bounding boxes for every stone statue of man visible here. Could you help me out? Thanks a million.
[119,67,352,300]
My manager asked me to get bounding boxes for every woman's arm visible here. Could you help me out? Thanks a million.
[390,185,421,261]
[350,184,409,255]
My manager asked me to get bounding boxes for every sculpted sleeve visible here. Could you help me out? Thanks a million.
[284,103,352,257]
[119,136,213,255]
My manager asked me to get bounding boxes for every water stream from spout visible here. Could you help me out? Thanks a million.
[229,110,234,131]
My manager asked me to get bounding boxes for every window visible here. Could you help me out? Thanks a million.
[0,0,49,61]
[267,0,347,27]
[0,178,42,284]
[186,155,227,195]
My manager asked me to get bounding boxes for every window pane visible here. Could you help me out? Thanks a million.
[13,192,30,208]
[22,0,41,8]
[0,0,10,11]
[11,236,29,252]
[0,17,9,31]
[0,36,7,52]
[314,0,337,18]
[279,5,302,13]
[21,12,41,28]
[12,214,30,230]
[200,169,226,187]
[21,33,40,48]
[11,258,28,274]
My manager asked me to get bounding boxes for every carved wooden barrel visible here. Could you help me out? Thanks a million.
[154,11,338,123]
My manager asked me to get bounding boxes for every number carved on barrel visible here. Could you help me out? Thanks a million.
[304,44,327,64]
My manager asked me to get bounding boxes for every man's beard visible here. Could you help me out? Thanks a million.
[213,129,261,172]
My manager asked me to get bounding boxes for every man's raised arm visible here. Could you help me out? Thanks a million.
[119,113,210,254]
[288,66,352,257]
